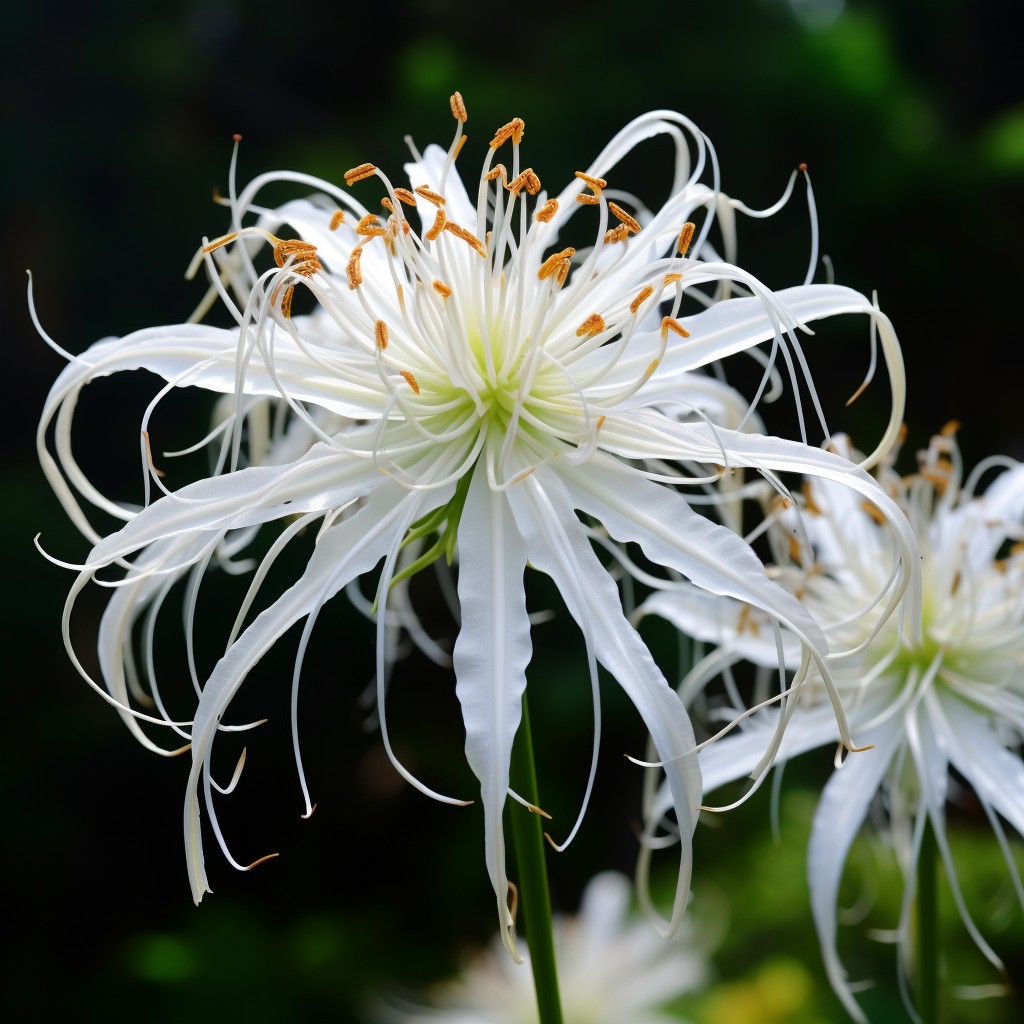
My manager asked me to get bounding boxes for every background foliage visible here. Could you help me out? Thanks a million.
[5,1,1023,1020]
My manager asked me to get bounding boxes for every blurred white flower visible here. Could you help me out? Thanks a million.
[641,427,1024,1020]
[37,95,916,954]
[376,872,709,1024]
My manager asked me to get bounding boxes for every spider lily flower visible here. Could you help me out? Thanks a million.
[37,95,916,957]
[375,871,711,1024]
[641,429,1024,1020]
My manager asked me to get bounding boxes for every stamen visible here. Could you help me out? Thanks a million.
[555,260,570,287]
[443,220,488,257]
[596,415,606,429]
[677,221,696,256]
[538,247,576,280]
[576,192,602,206]
[663,272,683,285]
[400,369,420,394]
[660,316,690,339]
[801,482,823,515]
[344,162,378,185]
[629,285,654,314]
[432,279,453,299]
[608,202,641,234]
[201,231,238,254]
[534,198,558,222]
[860,500,888,525]
[603,224,629,243]
[941,419,961,437]
[393,187,417,206]
[142,430,165,479]
[484,164,508,183]
[414,185,446,206]
[490,117,525,149]
[329,211,345,231]
[425,209,448,241]
[356,213,386,237]
[280,285,295,319]
[347,246,363,289]
[576,313,606,338]
[375,319,389,350]
[380,196,395,213]
[506,168,542,196]
[453,135,468,158]
[574,171,607,190]
[450,91,468,123]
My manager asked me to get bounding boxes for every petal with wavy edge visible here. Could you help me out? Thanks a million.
[185,480,447,902]
[639,587,803,675]
[453,463,532,961]
[808,715,901,1024]
[561,455,828,656]
[934,693,1024,836]
[87,443,384,569]
[507,467,699,936]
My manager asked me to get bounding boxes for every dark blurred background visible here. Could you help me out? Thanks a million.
[5,1,1024,1021]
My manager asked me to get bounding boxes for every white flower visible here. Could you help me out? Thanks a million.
[375,871,709,1024]
[37,95,917,955]
[641,429,1024,1020]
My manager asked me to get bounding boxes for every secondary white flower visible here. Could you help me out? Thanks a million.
[376,871,709,1024]
[642,429,1024,1020]
[37,95,917,955]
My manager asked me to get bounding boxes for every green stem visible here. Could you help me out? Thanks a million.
[508,693,564,1024]
[916,816,939,1024]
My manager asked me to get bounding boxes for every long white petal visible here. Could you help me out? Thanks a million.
[184,480,437,903]
[808,716,901,1024]
[453,463,532,961]
[507,468,700,936]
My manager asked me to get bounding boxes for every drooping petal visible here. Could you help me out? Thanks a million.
[185,480,445,903]
[452,461,532,961]
[507,468,700,936]
[807,715,901,1024]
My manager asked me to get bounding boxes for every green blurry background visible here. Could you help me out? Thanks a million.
[5,1,1023,1020]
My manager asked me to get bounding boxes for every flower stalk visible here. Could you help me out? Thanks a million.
[916,817,939,1024]
[509,693,564,1024]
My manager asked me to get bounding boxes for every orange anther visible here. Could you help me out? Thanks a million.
[576,313,606,338]
[663,272,683,285]
[574,171,607,190]
[534,198,558,223]
[596,415,606,430]
[485,163,508,184]
[538,247,576,280]
[400,369,420,394]
[576,191,601,206]
[375,319,389,350]
[603,224,629,244]
[279,285,295,319]
[630,285,654,314]
[453,135,468,158]
[450,91,468,123]
[346,246,363,289]
[608,202,641,234]
[677,222,696,256]
[393,187,417,206]
[444,220,488,257]
[506,167,541,196]
[344,162,378,185]
[490,117,525,149]
[432,279,453,299]
[660,316,690,339]
[356,213,385,236]
[425,208,448,241]
[414,185,446,206]
[329,210,345,231]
